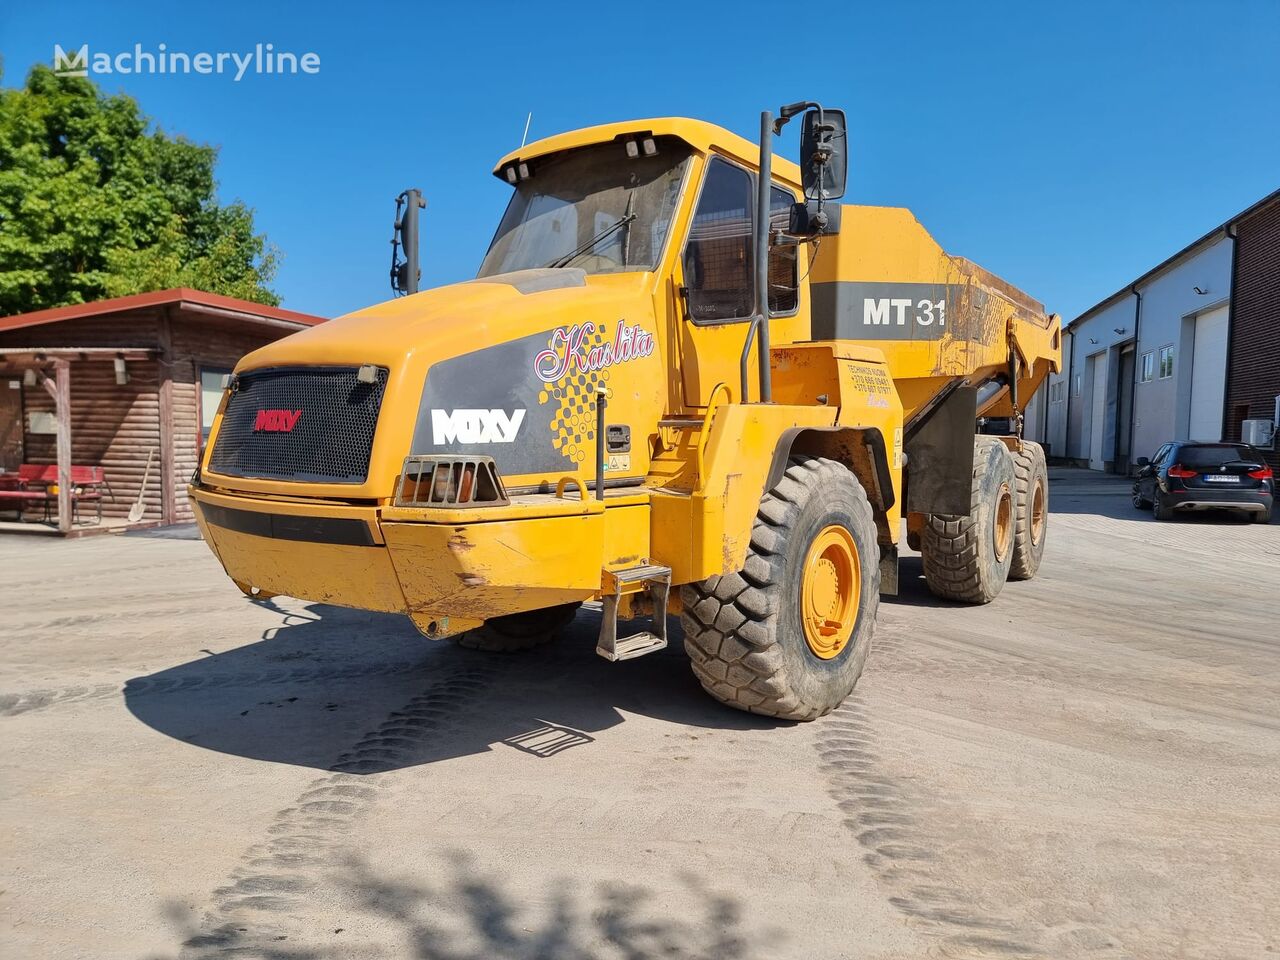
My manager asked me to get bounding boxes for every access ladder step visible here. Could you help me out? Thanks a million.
[611,563,672,585]
[604,631,668,662]
[596,563,672,662]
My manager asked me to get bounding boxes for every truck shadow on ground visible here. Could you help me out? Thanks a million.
[162,849,778,960]
[124,602,784,774]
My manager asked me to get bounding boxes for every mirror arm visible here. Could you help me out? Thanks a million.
[773,100,818,135]
[754,111,774,404]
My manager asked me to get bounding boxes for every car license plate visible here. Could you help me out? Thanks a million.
[1203,474,1239,483]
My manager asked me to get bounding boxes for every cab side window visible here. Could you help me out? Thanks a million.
[684,157,754,323]
[768,185,799,315]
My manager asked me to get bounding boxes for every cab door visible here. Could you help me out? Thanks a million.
[675,156,802,408]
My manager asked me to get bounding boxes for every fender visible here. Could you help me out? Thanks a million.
[764,425,900,596]
[765,426,896,513]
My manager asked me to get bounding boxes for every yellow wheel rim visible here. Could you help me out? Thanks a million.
[800,525,861,660]
[993,482,1014,562]
[1030,478,1046,545]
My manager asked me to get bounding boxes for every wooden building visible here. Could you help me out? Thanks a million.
[0,289,325,534]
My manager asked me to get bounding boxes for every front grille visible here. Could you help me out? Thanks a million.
[209,366,388,484]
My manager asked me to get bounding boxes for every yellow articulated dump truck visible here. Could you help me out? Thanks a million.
[191,103,1060,721]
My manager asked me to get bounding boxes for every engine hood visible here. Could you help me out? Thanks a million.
[209,269,664,499]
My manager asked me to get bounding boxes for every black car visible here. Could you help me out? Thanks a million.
[1132,442,1274,523]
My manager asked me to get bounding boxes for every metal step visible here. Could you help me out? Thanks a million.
[611,563,672,585]
[596,563,671,662]
[604,630,668,662]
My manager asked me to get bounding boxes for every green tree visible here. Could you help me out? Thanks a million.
[0,63,280,314]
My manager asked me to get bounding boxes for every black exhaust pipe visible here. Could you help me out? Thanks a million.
[391,188,426,296]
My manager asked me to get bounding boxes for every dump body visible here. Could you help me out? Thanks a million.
[811,204,1060,425]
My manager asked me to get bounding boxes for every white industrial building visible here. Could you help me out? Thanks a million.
[1024,188,1280,473]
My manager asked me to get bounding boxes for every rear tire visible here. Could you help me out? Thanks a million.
[1009,441,1048,581]
[1252,507,1273,524]
[681,456,879,722]
[1152,495,1175,522]
[455,603,580,652]
[921,436,1016,604]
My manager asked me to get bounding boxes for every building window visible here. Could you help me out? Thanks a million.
[1050,381,1064,403]
[199,366,233,450]
[1139,351,1154,383]
[1158,345,1174,379]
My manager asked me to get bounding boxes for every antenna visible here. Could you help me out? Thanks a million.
[520,112,532,148]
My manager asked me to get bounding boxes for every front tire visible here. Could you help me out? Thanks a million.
[681,456,880,722]
[455,603,581,652]
[1132,485,1152,509]
[921,436,1016,603]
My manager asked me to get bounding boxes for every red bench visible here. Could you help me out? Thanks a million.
[0,464,110,524]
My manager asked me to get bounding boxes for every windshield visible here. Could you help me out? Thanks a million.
[478,136,692,277]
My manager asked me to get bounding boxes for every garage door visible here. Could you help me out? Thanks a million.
[1188,305,1228,442]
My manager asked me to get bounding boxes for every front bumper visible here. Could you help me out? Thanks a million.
[190,485,647,636]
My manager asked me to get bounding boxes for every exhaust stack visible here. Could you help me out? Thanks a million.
[391,188,426,296]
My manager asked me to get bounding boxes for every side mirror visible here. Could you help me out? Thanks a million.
[800,108,848,202]
[1136,457,1150,468]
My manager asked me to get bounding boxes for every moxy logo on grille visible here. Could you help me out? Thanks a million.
[253,409,302,432]
[53,43,320,82]
[534,320,654,384]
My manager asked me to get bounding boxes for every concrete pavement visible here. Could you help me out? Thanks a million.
[1,470,1277,959]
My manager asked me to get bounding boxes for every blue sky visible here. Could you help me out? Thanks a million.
[3,0,1278,321]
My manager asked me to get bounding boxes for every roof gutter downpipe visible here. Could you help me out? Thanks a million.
[1125,284,1143,473]
[1221,223,1239,440]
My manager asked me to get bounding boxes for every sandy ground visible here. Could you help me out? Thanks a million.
[1,469,1277,960]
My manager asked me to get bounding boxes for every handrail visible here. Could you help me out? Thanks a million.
[695,382,732,493]
[554,475,588,500]
[738,315,760,403]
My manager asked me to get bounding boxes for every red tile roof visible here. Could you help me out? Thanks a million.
[0,288,325,333]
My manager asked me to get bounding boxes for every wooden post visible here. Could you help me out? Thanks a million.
[41,359,72,533]
[158,308,176,525]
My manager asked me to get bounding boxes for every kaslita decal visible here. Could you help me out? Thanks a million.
[534,319,654,384]
[431,408,526,445]
[253,409,302,432]
[534,320,651,467]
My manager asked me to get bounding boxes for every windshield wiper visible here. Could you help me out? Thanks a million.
[546,211,637,269]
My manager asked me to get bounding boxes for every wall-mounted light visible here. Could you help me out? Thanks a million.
[1113,327,1126,335]
[113,356,129,385]
[1088,337,1099,344]
[1193,286,1209,295]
